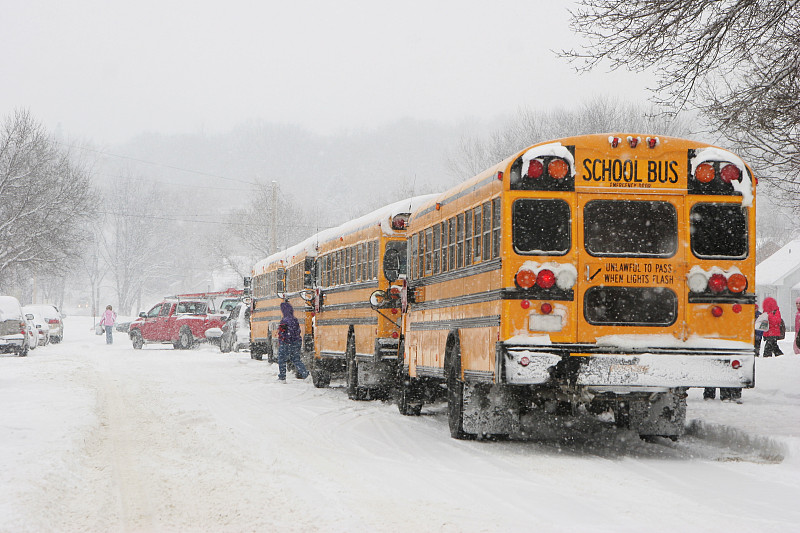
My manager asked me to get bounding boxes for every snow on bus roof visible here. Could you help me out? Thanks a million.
[252,194,439,274]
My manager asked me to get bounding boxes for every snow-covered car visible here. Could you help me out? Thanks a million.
[28,304,63,343]
[24,315,38,350]
[23,306,50,346]
[0,296,30,357]
[218,302,250,353]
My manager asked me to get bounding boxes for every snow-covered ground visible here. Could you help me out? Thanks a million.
[1,316,799,532]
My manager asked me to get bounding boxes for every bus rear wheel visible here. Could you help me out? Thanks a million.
[345,337,368,400]
[447,342,472,440]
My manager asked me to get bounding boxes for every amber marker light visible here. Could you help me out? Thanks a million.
[695,163,716,183]
[548,159,569,179]
[727,273,747,293]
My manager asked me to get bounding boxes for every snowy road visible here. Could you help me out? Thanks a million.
[1,316,799,532]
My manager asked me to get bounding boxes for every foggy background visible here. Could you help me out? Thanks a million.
[1,0,795,316]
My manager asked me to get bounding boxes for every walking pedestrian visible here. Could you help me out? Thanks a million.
[761,297,784,357]
[755,303,764,356]
[794,297,800,355]
[99,305,117,345]
[276,301,309,382]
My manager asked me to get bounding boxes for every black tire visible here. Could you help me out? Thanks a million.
[177,327,193,350]
[18,344,29,357]
[220,335,231,353]
[267,334,277,363]
[251,343,263,360]
[397,377,422,416]
[131,330,143,350]
[446,340,471,440]
[51,336,61,344]
[311,366,331,388]
[346,336,367,400]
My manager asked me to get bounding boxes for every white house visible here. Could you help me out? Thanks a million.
[755,239,800,318]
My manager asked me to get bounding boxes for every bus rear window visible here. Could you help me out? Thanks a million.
[584,287,677,326]
[512,199,571,255]
[690,203,748,259]
[584,200,677,257]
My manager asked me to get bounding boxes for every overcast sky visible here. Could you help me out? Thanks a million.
[1,0,653,144]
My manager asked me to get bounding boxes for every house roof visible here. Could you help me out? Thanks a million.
[756,239,800,285]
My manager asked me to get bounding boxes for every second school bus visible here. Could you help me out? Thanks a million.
[397,134,756,439]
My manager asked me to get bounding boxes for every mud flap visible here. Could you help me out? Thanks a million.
[461,382,520,436]
[357,360,393,388]
[628,391,687,438]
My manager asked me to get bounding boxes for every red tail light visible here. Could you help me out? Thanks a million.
[537,269,556,289]
[540,303,553,314]
[20,321,26,335]
[516,269,536,289]
[708,274,727,293]
[526,159,544,179]
[711,305,723,317]
[720,164,741,183]
[520,299,531,309]
[48,319,59,325]
[731,359,741,369]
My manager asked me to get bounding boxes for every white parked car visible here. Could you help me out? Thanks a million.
[24,315,38,350]
[29,304,63,343]
[22,307,50,346]
[0,296,30,357]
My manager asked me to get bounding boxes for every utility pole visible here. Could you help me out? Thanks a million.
[271,180,278,255]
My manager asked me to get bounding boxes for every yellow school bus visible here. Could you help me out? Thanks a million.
[311,195,437,398]
[250,241,315,363]
[399,134,756,439]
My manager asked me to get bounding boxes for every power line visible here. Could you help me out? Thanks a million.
[55,141,259,186]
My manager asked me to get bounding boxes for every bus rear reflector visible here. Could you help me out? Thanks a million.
[540,302,553,314]
[731,359,741,369]
[711,305,723,317]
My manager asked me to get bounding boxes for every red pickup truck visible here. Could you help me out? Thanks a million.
[128,299,226,349]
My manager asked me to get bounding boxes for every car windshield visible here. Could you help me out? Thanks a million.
[176,302,207,315]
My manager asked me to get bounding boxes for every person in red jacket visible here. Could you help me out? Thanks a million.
[761,297,784,357]
[794,297,800,355]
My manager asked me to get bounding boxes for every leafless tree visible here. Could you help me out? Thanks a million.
[0,110,97,282]
[564,0,800,209]
[101,178,173,314]
[447,98,691,181]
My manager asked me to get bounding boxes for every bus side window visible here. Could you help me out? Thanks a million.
[474,205,482,263]
[433,224,440,275]
[372,241,378,280]
[457,213,465,269]
[411,233,419,280]
[492,197,501,259]
[441,221,448,272]
[483,201,492,261]
[465,210,473,265]
[424,228,433,276]
[448,217,456,270]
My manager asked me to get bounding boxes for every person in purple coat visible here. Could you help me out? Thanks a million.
[276,301,309,382]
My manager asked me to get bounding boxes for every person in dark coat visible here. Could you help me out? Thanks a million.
[276,301,309,382]
[761,297,784,357]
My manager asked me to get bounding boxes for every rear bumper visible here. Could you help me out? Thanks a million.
[0,335,25,352]
[501,343,755,389]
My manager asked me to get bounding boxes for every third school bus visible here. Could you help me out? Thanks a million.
[396,133,756,440]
